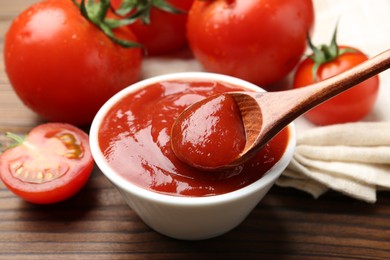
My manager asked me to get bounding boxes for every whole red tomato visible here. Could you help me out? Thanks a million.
[187,0,314,89]
[112,0,194,55]
[293,45,379,125]
[0,123,93,204]
[4,0,142,125]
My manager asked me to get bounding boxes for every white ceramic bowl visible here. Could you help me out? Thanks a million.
[90,72,296,240]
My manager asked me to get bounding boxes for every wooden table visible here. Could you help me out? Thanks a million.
[1,1,389,259]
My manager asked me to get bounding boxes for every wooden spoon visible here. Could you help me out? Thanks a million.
[172,49,390,170]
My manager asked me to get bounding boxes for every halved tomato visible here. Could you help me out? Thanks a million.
[0,123,93,204]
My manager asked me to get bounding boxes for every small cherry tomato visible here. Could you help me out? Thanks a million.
[4,0,142,125]
[293,31,379,125]
[0,123,94,204]
[187,0,314,88]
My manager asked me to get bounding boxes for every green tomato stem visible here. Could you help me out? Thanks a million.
[307,25,356,82]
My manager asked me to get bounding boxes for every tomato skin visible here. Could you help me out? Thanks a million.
[4,0,142,125]
[0,123,93,204]
[112,0,194,55]
[187,0,314,88]
[293,46,380,125]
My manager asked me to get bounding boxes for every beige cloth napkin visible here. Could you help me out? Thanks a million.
[276,122,390,203]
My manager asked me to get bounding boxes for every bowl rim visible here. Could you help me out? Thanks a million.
[90,72,296,206]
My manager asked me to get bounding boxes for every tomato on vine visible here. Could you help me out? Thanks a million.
[0,123,94,204]
[4,0,142,125]
[293,28,380,125]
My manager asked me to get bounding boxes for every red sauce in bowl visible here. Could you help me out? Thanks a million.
[98,80,289,197]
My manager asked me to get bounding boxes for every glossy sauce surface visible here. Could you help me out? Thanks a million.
[98,80,289,197]
[171,94,246,170]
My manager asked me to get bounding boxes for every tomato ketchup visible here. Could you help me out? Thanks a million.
[171,94,246,170]
[98,80,289,197]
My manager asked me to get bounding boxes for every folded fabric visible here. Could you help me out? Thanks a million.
[276,122,390,203]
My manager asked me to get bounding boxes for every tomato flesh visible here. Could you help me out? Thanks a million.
[0,123,93,204]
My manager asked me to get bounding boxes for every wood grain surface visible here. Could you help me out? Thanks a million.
[0,1,389,259]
